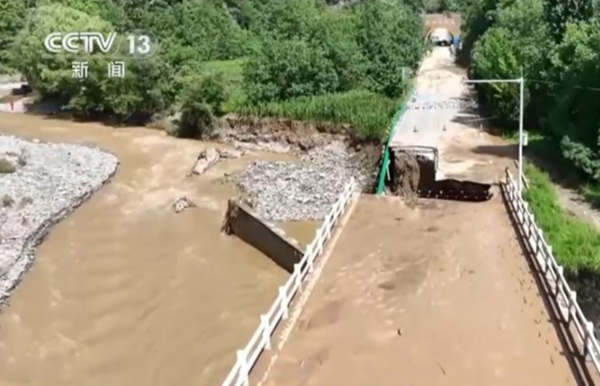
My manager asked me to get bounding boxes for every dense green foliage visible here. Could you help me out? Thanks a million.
[524,163,600,274]
[10,4,175,120]
[0,0,27,73]
[238,90,399,141]
[0,0,426,141]
[176,72,227,138]
[463,0,600,183]
[355,1,424,98]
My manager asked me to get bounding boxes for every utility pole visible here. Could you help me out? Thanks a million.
[464,77,525,195]
[519,69,525,195]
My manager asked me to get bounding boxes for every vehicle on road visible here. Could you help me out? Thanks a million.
[430,27,453,46]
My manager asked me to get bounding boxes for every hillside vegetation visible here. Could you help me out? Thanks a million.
[0,0,429,142]
[457,0,600,275]
[460,0,600,183]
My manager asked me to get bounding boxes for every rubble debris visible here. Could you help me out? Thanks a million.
[173,196,196,213]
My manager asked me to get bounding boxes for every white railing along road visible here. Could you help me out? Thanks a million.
[221,178,357,386]
[504,169,600,375]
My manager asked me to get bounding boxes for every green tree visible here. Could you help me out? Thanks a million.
[544,0,594,42]
[545,21,600,177]
[0,0,27,72]
[243,37,339,103]
[176,0,245,60]
[11,4,175,120]
[177,72,227,138]
[36,0,128,29]
[471,0,550,125]
[355,0,425,97]
[242,1,369,104]
[458,0,498,64]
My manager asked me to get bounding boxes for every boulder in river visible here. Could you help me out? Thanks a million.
[192,148,220,175]
[173,196,196,213]
[191,147,246,176]
[218,148,245,159]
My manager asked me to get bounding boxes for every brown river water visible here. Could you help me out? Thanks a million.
[0,113,318,386]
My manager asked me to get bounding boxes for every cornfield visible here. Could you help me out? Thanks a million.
[239,90,399,142]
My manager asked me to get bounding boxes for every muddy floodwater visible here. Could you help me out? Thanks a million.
[0,113,318,386]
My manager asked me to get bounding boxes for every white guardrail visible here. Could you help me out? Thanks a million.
[221,178,357,386]
[504,169,600,374]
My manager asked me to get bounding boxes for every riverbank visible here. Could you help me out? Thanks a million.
[0,133,118,307]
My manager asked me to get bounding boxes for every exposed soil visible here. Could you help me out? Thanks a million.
[215,114,354,152]
[390,151,420,196]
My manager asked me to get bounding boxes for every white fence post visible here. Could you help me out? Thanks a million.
[568,290,577,324]
[260,315,271,350]
[555,266,564,299]
[279,287,289,319]
[294,263,302,290]
[237,350,249,386]
[545,246,553,275]
[317,229,324,255]
[306,240,316,273]
[585,321,595,357]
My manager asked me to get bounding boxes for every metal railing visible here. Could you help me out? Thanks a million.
[221,178,357,386]
[504,169,600,374]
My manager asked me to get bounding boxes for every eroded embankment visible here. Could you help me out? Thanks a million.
[215,115,381,222]
[0,134,118,307]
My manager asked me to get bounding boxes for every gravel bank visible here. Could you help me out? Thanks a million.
[237,141,368,221]
[0,134,118,308]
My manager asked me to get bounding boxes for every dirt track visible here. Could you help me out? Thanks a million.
[392,47,514,183]
[259,195,587,386]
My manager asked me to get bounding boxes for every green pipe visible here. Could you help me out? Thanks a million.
[375,85,414,195]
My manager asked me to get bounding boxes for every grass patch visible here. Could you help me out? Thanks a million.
[236,90,399,142]
[524,163,600,275]
[0,158,16,174]
[520,132,600,208]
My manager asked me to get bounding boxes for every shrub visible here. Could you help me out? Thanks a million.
[172,73,227,138]
[2,194,14,208]
[179,101,216,138]
[19,196,33,208]
[0,158,16,174]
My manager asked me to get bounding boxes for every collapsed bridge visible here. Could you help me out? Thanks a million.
[387,145,493,202]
